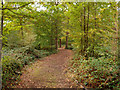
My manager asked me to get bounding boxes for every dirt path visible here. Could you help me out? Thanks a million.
[15,48,73,88]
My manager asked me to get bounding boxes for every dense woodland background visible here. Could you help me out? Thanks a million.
[0,1,120,89]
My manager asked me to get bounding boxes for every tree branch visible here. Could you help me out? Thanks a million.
[6,8,34,19]
[0,3,31,10]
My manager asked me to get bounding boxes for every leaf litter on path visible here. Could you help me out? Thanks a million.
[15,48,74,88]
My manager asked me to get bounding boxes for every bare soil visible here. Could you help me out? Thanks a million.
[15,48,73,88]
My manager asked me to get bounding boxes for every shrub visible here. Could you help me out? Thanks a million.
[68,56,120,89]
[2,46,56,88]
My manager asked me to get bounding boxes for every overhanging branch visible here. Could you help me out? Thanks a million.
[0,3,31,10]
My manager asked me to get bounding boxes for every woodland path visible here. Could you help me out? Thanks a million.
[15,48,73,88]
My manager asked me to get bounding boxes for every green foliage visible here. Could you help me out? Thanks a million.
[2,2,119,89]
[3,19,35,48]
[66,3,119,88]
[68,55,120,89]
[2,45,56,88]
[31,2,64,50]
[65,2,118,57]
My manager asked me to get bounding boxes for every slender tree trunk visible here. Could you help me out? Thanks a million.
[80,11,83,55]
[50,26,53,51]
[92,2,96,57]
[0,1,3,88]
[86,3,89,48]
[59,39,61,48]
[66,35,68,49]
[86,2,89,58]
[118,4,120,64]
[0,0,3,62]
[93,2,97,57]
[55,2,58,50]
[65,17,69,49]
[50,17,53,51]
[20,18,24,46]
[55,23,58,50]
[55,33,58,49]
[65,32,68,49]
[84,6,86,53]
[20,21,23,37]
[114,3,119,61]
[95,3,97,29]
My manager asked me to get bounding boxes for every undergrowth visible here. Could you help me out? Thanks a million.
[68,55,120,89]
[2,45,57,88]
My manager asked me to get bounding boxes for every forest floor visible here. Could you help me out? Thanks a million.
[15,48,74,88]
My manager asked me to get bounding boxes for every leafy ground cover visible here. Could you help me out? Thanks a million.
[1,2,119,89]
[2,45,57,88]
[67,55,120,89]
[11,48,73,88]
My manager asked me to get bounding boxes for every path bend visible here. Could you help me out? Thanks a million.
[15,48,73,88]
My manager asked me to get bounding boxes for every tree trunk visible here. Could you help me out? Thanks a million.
[86,2,89,58]
[0,0,3,62]
[55,36,58,50]
[65,32,68,49]
[93,2,97,57]
[95,3,97,29]
[84,6,86,53]
[55,1,58,50]
[50,26,53,51]
[80,11,83,55]
[86,3,89,48]
[0,1,3,88]
[55,21,58,50]
[20,22,23,36]
[59,39,61,48]
[20,18,24,46]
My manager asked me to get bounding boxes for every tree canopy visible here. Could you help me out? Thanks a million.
[1,1,119,89]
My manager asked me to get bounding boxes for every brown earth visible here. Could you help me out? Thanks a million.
[15,48,74,88]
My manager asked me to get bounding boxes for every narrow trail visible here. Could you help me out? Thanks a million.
[15,48,73,88]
